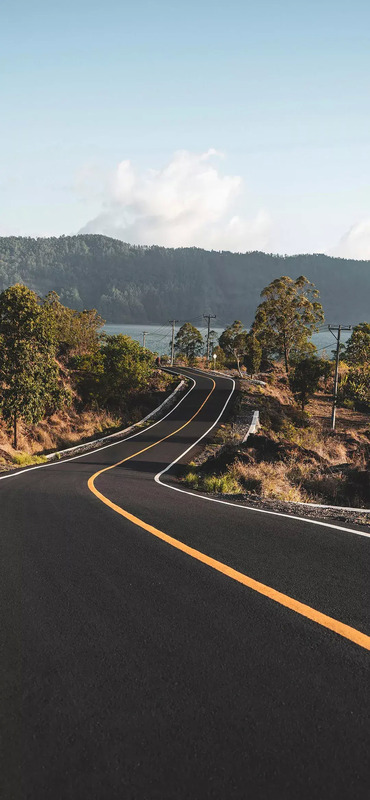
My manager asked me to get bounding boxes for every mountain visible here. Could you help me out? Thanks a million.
[0,234,368,325]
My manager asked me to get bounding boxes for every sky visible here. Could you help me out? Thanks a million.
[1,0,370,257]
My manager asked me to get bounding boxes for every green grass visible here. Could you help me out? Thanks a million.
[202,473,242,494]
[183,470,199,488]
[183,466,242,495]
[12,452,47,466]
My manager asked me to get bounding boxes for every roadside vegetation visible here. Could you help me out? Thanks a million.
[1,274,368,504]
[0,285,176,468]
[176,276,369,510]
[182,373,369,508]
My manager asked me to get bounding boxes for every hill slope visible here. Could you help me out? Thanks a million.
[0,235,368,323]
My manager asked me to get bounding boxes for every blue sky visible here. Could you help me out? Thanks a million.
[1,0,370,256]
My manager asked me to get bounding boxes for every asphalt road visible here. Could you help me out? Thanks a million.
[1,368,369,799]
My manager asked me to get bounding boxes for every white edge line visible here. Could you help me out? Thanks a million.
[0,376,196,482]
[191,368,370,514]
[43,378,186,459]
[155,373,370,540]
[2,367,369,540]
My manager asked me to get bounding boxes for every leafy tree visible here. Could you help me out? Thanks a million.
[338,322,370,412]
[43,291,104,362]
[174,323,203,363]
[252,276,324,372]
[344,323,370,367]
[76,334,153,410]
[243,332,262,376]
[338,369,370,412]
[290,356,332,410]
[0,285,68,448]
[219,320,248,375]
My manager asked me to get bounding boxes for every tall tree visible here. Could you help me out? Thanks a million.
[219,320,248,375]
[174,323,203,363]
[252,276,324,371]
[0,285,67,448]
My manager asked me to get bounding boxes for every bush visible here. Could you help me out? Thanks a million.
[202,473,242,494]
[183,471,199,488]
[12,453,47,466]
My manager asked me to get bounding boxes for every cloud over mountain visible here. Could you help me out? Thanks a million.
[335,218,370,260]
[79,150,272,252]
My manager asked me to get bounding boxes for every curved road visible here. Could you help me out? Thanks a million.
[1,368,369,799]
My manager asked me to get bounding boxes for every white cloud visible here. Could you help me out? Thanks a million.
[334,218,370,260]
[79,149,273,252]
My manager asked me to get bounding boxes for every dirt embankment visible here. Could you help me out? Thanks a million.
[0,372,180,472]
[181,368,370,525]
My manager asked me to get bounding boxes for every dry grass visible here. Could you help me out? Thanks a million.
[230,459,306,502]
[0,408,121,462]
[183,365,369,508]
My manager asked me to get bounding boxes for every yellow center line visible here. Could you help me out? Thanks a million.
[88,377,370,653]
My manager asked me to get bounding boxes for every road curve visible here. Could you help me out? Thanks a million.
[1,368,369,799]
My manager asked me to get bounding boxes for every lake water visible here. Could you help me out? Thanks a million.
[103,324,351,358]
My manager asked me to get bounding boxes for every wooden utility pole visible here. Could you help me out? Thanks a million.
[169,320,178,366]
[328,324,352,430]
[203,314,216,364]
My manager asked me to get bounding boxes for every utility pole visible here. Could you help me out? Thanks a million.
[203,313,216,365]
[169,320,178,366]
[328,324,352,430]
[142,331,148,350]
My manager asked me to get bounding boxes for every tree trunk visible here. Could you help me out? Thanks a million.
[284,347,289,373]
[13,411,18,450]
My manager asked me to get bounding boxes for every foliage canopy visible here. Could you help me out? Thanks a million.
[0,285,69,447]
[252,275,324,371]
[174,323,203,363]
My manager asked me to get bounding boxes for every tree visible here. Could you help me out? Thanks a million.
[252,276,324,372]
[344,323,370,368]
[219,321,248,376]
[243,332,262,376]
[339,322,370,412]
[0,285,68,448]
[212,345,225,369]
[75,334,153,410]
[43,291,104,362]
[174,323,203,363]
[290,356,332,410]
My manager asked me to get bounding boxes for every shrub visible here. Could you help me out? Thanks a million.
[12,452,47,466]
[203,473,242,494]
[184,471,199,488]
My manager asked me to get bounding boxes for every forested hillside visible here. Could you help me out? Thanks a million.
[0,234,368,324]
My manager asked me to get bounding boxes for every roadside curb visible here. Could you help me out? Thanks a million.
[45,379,187,462]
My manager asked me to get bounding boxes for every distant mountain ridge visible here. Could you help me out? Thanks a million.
[0,234,368,324]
